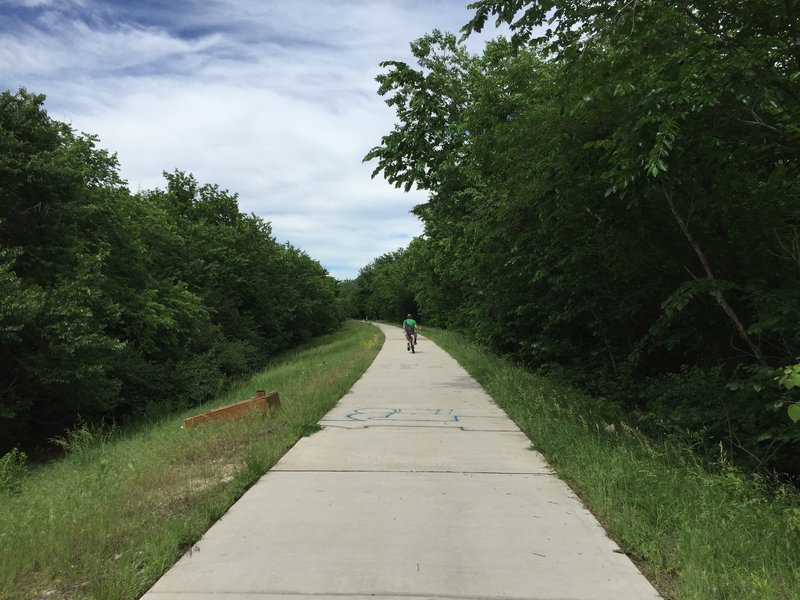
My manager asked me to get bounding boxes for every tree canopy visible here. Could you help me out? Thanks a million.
[0,89,343,451]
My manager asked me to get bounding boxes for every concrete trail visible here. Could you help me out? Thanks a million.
[141,323,661,600]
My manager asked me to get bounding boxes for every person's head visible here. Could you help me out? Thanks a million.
[407,313,412,317]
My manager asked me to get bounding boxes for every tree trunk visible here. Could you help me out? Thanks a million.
[662,183,769,366]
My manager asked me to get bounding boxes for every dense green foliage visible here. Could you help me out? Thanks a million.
[343,248,419,322]
[355,2,800,475]
[0,89,343,452]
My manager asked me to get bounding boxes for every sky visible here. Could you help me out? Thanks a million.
[0,0,508,279]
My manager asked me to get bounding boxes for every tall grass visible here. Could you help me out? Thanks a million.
[0,321,383,600]
[424,327,800,600]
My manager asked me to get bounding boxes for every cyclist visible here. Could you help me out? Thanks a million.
[402,313,417,351]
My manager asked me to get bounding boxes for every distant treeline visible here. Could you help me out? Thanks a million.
[348,2,800,476]
[1,89,343,452]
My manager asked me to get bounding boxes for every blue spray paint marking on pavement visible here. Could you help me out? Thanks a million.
[345,408,461,423]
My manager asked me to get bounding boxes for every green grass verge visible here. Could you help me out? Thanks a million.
[423,327,800,600]
[0,321,383,600]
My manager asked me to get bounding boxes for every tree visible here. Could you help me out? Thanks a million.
[363,3,800,473]
[351,250,418,323]
[463,1,800,369]
[0,89,131,443]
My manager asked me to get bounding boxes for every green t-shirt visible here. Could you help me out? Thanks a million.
[403,318,417,328]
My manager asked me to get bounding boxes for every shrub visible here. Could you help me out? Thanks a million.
[0,447,27,494]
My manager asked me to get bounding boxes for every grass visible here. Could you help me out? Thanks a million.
[423,327,800,600]
[0,321,383,600]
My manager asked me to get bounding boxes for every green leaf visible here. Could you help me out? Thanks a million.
[778,364,800,390]
[789,403,800,423]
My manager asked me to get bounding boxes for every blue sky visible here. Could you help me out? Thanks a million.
[0,0,507,279]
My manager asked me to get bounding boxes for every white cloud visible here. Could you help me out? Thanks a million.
[1,0,508,279]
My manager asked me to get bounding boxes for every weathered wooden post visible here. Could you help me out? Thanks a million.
[183,390,280,428]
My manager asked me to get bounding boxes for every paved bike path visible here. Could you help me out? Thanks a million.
[142,323,661,600]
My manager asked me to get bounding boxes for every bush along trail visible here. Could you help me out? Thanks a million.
[0,321,383,600]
